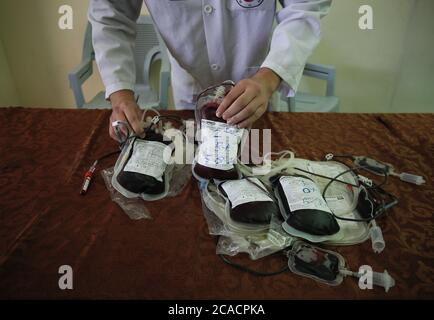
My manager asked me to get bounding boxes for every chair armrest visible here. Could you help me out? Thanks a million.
[159,71,170,109]
[68,58,93,108]
[158,53,170,109]
[303,63,336,96]
[143,48,171,109]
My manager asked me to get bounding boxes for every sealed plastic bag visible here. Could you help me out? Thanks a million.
[103,164,191,220]
[101,167,151,220]
[218,178,278,225]
[287,241,396,291]
[200,180,269,236]
[271,174,341,236]
[238,154,371,246]
[116,132,172,195]
[111,114,190,201]
[216,224,294,260]
[287,241,345,285]
[192,81,247,181]
[199,178,293,260]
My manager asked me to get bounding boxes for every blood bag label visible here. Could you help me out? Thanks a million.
[280,176,332,213]
[221,178,273,208]
[325,195,348,213]
[124,140,168,181]
[197,120,244,170]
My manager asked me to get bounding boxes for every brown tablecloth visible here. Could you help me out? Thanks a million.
[0,107,433,299]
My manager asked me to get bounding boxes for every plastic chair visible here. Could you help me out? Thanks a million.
[275,63,339,112]
[69,15,170,109]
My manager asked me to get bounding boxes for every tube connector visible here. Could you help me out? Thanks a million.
[399,172,426,185]
[370,220,385,254]
[372,269,395,292]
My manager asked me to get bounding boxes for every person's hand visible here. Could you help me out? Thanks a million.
[216,68,281,128]
[109,90,143,141]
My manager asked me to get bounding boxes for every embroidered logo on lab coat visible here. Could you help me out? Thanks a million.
[236,0,264,8]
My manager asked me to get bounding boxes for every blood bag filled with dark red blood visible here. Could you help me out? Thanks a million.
[116,130,171,195]
[287,241,345,285]
[271,174,340,236]
[219,178,278,225]
[193,81,245,181]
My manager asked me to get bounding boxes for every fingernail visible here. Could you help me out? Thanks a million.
[216,112,221,117]
[227,118,234,125]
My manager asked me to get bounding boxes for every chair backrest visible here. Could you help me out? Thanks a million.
[134,15,168,88]
[286,63,337,112]
[302,63,336,97]
[83,15,169,88]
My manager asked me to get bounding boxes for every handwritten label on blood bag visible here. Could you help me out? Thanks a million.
[123,140,168,181]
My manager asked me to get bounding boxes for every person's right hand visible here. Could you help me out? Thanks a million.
[109,90,143,141]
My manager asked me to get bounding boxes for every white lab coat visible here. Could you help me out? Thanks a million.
[89,0,331,109]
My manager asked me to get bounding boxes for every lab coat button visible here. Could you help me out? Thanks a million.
[204,5,214,15]
[211,64,220,71]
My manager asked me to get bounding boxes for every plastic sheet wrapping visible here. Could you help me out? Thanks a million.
[101,167,151,220]
[215,220,294,260]
[198,180,294,260]
[167,164,193,197]
[102,164,191,220]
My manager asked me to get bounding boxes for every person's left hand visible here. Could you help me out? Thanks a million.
[216,68,281,128]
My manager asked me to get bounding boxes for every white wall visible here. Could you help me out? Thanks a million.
[0,38,20,106]
[0,0,103,108]
[300,0,434,113]
[390,0,434,113]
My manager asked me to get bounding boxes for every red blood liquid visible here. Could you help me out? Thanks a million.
[201,102,222,122]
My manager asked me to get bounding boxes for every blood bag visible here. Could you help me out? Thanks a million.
[287,241,345,286]
[272,174,340,236]
[116,130,171,195]
[218,178,278,225]
[111,118,184,201]
[201,180,270,235]
[288,241,396,291]
[193,81,245,181]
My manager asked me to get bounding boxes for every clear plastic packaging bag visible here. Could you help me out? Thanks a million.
[198,179,294,260]
[102,163,191,220]
[216,220,294,260]
[101,167,152,220]
[167,163,192,197]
